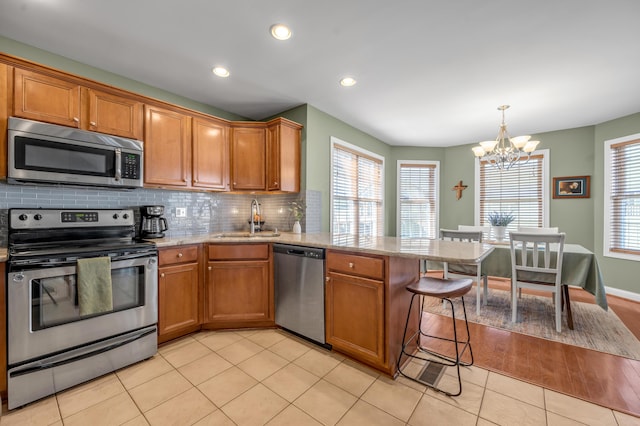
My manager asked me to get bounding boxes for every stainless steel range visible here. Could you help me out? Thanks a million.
[6,208,158,409]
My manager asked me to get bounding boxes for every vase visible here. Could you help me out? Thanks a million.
[492,226,507,241]
[292,220,301,234]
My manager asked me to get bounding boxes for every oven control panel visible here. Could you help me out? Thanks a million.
[10,209,135,229]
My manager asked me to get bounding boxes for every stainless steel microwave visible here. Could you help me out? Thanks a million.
[7,117,143,188]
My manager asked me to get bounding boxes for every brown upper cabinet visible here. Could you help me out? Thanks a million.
[267,118,302,192]
[13,68,143,140]
[1,54,302,192]
[231,124,267,191]
[0,63,9,178]
[144,105,192,188]
[192,117,230,191]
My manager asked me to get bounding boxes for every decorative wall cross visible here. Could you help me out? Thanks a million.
[452,180,468,200]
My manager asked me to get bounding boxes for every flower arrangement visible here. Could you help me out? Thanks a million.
[487,211,515,227]
[289,199,306,221]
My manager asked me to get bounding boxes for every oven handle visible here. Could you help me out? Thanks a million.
[9,327,157,377]
[10,251,157,269]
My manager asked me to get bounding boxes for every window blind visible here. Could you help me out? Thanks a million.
[332,144,384,236]
[609,139,640,254]
[479,155,544,233]
[399,163,437,238]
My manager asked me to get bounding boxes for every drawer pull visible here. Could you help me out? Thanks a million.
[208,266,212,270]
[160,273,165,277]
[177,253,183,258]
[349,262,354,268]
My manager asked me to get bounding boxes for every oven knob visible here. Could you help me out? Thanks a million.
[18,214,28,221]
[123,213,130,219]
[34,214,43,221]
[113,214,119,219]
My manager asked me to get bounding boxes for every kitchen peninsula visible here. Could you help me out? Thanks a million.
[153,232,494,376]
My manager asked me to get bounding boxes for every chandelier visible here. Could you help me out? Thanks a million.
[472,105,540,171]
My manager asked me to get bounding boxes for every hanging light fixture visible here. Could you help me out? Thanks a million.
[472,105,540,171]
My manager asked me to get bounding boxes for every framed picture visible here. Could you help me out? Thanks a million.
[553,175,590,199]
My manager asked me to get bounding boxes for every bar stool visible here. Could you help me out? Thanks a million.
[396,276,474,396]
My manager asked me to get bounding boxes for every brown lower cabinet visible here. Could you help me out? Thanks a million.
[157,245,202,343]
[204,243,274,329]
[154,243,418,378]
[325,250,420,375]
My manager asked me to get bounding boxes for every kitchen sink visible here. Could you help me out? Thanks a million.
[213,232,281,238]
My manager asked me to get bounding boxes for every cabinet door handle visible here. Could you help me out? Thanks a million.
[326,277,330,282]
[72,117,80,122]
[349,262,354,268]
[208,266,212,270]
[160,273,165,277]
[90,121,96,126]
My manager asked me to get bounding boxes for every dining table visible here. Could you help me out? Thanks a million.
[440,242,608,310]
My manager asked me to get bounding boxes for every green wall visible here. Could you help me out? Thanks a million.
[594,112,640,294]
[441,126,596,250]
[0,36,246,121]
[305,106,392,233]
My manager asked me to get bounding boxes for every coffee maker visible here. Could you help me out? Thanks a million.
[140,205,168,238]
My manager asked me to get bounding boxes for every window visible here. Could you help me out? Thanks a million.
[331,138,384,236]
[475,150,549,234]
[397,161,439,238]
[604,133,640,260]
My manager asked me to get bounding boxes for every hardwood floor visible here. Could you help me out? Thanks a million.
[421,275,640,418]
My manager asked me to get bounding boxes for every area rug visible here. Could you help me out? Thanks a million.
[421,287,640,360]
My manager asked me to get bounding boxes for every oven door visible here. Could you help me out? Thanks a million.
[7,255,158,365]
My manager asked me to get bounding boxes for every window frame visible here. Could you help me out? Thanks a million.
[474,149,550,231]
[396,160,440,238]
[604,132,640,261]
[330,136,385,236]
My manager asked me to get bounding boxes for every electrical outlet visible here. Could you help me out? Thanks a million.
[176,207,187,218]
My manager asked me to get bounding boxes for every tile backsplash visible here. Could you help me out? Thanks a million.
[0,182,321,245]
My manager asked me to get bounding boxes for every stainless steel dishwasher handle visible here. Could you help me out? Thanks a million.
[286,249,306,256]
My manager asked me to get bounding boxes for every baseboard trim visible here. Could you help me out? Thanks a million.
[605,286,640,302]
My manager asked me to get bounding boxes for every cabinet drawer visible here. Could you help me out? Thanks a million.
[326,251,384,280]
[208,244,269,260]
[159,245,199,266]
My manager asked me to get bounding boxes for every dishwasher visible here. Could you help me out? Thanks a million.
[273,243,329,347]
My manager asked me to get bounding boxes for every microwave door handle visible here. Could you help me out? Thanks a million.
[114,148,122,181]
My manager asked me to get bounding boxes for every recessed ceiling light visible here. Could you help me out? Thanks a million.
[270,24,291,40]
[340,77,357,87]
[212,67,230,78]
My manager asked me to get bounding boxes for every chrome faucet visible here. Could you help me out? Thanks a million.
[250,198,261,234]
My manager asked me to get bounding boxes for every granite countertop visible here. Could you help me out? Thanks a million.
[151,232,495,264]
[0,233,494,264]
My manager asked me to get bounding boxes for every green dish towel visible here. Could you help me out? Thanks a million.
[77,256,113,316]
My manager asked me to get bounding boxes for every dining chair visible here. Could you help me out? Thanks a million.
[440,229,488,315]
[457,225,490,240]
[517,227,559,233]
[509,232,572,332]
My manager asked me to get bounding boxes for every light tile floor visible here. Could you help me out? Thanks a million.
[1,328,639,426]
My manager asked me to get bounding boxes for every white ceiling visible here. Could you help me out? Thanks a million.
[1,0,639,147]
